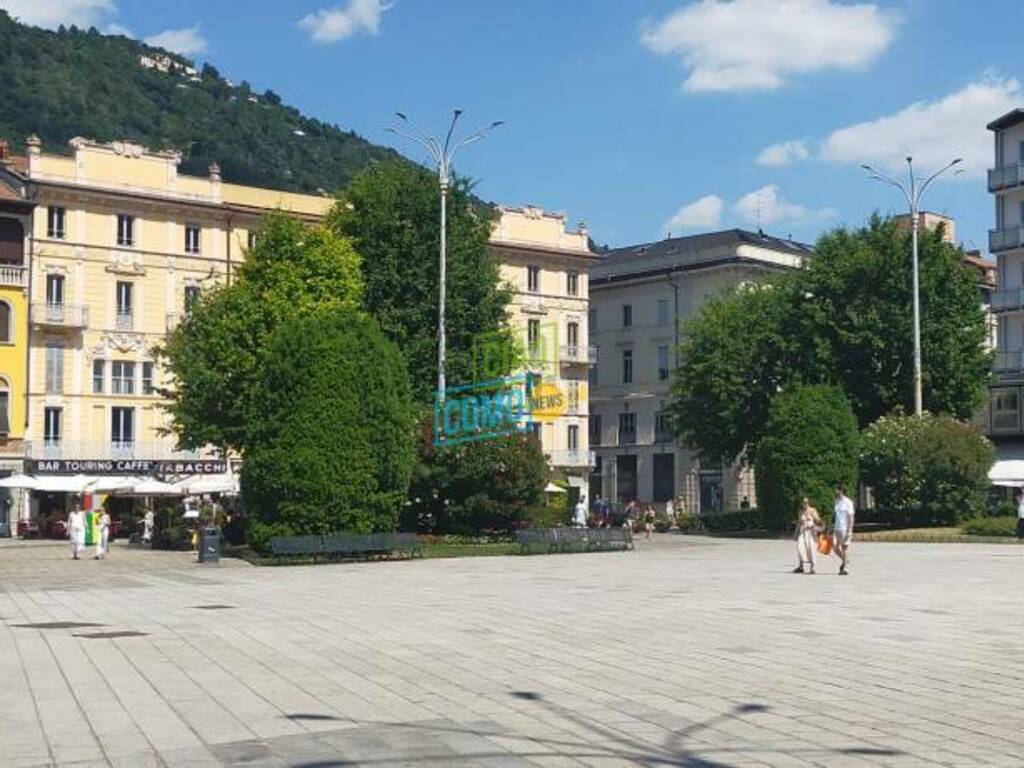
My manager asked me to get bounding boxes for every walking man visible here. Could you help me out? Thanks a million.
[67,505,85,560]
[95,507,111,560]
[833,484,855,576]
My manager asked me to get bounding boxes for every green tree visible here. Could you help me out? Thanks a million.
[671,216,991,463]
[860,413,994,526]
[243,310,415,547]
[160,213,363,450]
[329,161,514,402]
[754,385,860,531]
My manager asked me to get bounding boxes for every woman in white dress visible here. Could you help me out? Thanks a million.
[67,506,86,560]
[793,497,823,574]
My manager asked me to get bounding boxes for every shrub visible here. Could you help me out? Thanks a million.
[242,309,415,543]
[755,385,859,532]
[861,413,994,526]
[701,507,763,533]
[960,516,1018,537]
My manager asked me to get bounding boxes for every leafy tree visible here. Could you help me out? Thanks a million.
[243,310,414,546]
[671,216,991,463]
[754,385,860,531]
[403,420,548,535]
[861,413,994,526]
[329,161,514,402]
[160,213,363,450]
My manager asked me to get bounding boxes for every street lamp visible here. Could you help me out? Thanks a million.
[387,110,504,401]
[861,155,962,416]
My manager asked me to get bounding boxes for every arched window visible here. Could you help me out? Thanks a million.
[0,376,10,437]
[0,301,11,343]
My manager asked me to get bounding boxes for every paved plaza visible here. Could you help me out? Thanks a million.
[0,536,1022,767]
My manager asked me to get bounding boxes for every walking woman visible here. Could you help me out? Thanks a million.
[793,497,823,574]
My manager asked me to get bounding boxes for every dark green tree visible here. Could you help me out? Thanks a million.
[243,310,415,549]
[329,161,514,402]
[159,213,363,450]
[755,385,860,531]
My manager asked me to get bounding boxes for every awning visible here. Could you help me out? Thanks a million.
[0,473,37,489]
[989,460,1024,487]
[174,473,239,495]
[125,478,182,496]
[32,474,94,493]
[87,476,141,493]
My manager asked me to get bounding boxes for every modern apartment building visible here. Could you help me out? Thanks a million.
[489,206,598,501]
[588,229,812,513]
[986,108,1024,457]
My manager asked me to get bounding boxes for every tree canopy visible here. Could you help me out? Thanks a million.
[670,216,991,463]
[159,213,364,451]
[328,161,514,403]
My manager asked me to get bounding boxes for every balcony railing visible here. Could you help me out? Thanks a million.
[559,345,598,366]
[0,265,26,288]
[30,302,89,329]
[994,350,1024,375]
[25,440,202,461]
[990,226,1024,253]
[991,289,1024,313]
[115,310,134,331]
[988,164,1023,192]
[547,449,595,468]
[618,430,636,446]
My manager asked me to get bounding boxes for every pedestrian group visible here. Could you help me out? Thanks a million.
[793,483,855,576]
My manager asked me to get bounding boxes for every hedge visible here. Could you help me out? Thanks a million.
[960,516,1019,537]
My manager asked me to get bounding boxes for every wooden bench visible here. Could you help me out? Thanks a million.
[269,532,423,560]
[516,526,633,555]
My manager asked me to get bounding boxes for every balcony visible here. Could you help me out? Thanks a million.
[25,440,202,461]
[988,164,1023,192]
[0,265,27,288]
[993,350,1024,375]
[30,302,89,329]
[989,226,1024,253]
[991,289,1024,313]
[548,449,595,468]
[115,310,134,331]
[618,430,636,446]
[559,345,598,366]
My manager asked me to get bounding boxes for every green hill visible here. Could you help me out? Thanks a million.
[0,11,402,193]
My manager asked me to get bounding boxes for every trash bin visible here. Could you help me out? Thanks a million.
[198,526,220,564]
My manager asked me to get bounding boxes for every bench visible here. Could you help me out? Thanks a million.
[516,526,634,555]
[269,532,423,560]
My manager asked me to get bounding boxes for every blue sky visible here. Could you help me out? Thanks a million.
[6,0,1024,252]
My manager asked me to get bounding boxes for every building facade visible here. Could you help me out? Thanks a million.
[489,206,598,501]
[588,230,812,513]
[986,108,1024,456]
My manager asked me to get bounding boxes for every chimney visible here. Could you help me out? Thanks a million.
[208,162,222,203]
[25,134,42,176]
[0,140,8,163]
[208,162,221,182]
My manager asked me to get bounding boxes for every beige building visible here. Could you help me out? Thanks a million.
[588,229,812,513]
[489,206,598,500]
[5,136,330,521]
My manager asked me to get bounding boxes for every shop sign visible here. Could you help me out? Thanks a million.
[26,459,228,476]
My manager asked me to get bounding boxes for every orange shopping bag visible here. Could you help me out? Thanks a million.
[816,532,832,556]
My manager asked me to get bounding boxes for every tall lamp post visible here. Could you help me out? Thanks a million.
[387,110,504,401]
[861,155,962,416]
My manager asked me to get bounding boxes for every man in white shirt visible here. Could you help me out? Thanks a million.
[67,506,85,560]
[1016,491,1024,541]
[833,484,855,576]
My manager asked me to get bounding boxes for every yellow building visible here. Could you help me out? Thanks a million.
[489,206,598,501]
[0,151,32,534]
[4,136,331,522]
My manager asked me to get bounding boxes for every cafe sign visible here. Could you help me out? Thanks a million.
[26,459,228,476]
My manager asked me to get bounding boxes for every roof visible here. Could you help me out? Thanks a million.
[591,228,813,282]
[987,109,1024,132]
[0,169,33,211]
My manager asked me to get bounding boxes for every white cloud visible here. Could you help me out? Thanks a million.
[819,75,1021,179]
[0,0,114,29]
[666,194,724,232]
[298,0,390,43]
[756,139,810,167]
[733,185,835,225]
[144,25,208,56]
[641,0,897,92]
[103,22,132,37]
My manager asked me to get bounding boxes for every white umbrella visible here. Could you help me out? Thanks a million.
[32,474,94,493]
[988,460,1024,487]
[87,476,141,493]
[128,478,182,496]
[0,474,38,489]
[174,473,239,495]
[544,482,567,494]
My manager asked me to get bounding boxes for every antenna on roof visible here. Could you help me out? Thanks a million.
[756,190,761,232]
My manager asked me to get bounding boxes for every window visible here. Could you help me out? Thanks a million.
[622,304,632,328]
[657,299,670,324]
[46,274,64,306]
[116,214,135,247]
[588,360,598,387]
[184,224,201,254]
[47,206,66,239]
[655,411,673,442]
[247,231,258,250]
[142,362,155,395]
[45,343,63,394]
[567,271,578,296]
[567,321,579,354]
[0,384,9,436]
[116,281,133,330]
[618,412,636,445]
[992,388,1021,432]
[0,302,10,343]
[588,308,597,333]
[112,361,135,395]
[93,360,106,394]
[44,407,62,446]
[657,345,670,381]
[527,265,540,293]
[568,424,579,451]
[111,407,135,451]
[184,285,201,315]
[589,415,602,446]
[567,380,580,413]
[527,319,541,357]
[622,349,633,384]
